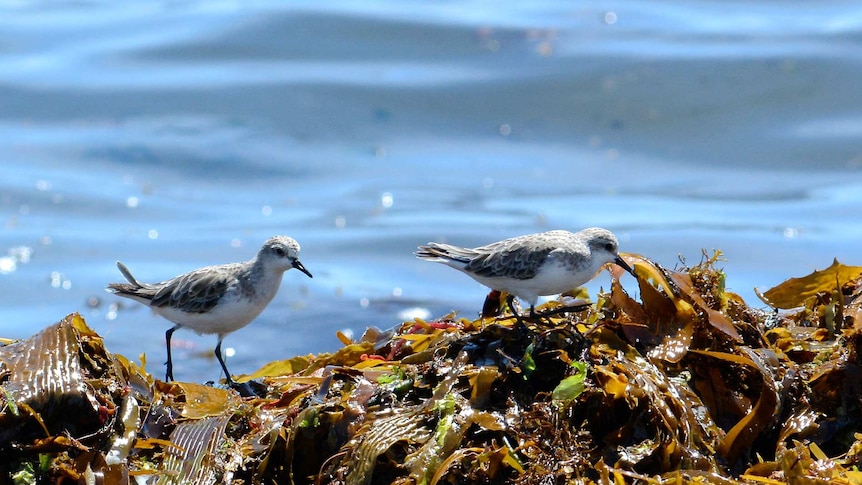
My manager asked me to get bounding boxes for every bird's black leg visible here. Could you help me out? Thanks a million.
[505,294,533,336]
[215,337,257,398]
[214,337,234,385]
[165,325,180,382]
[506,294,520,319]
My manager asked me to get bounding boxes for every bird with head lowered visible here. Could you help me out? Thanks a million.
[416,227,634,317]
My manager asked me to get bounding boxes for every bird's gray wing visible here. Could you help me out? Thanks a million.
[150,267,234,313]
[466,245,554,280]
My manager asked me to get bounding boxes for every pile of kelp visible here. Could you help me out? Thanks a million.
[4,252,862,484]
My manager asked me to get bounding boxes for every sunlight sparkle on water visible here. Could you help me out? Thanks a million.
[398,307,432,321]
[10,246,31,263]
[0,257,16,274]
[51,271,71,290]
[104,302,119,321]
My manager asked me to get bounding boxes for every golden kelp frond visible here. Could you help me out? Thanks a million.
[758,259,862,309]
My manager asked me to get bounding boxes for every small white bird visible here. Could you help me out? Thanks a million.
[106,236,312,389]
[416,227,634,317]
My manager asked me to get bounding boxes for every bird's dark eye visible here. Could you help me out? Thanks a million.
[604,243,615,252]
[275,247,285,256]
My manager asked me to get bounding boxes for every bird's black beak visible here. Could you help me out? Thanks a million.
[614,256,636,277]
[293,259,313,278]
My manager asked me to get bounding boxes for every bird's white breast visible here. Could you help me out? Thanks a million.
[467,258,599,306]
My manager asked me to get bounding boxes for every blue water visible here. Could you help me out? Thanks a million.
[3,1,862,383]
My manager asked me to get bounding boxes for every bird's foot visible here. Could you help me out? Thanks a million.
[226,379,263,398]
[533,303,591,319]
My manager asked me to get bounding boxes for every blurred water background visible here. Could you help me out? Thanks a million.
[2,1,862,382]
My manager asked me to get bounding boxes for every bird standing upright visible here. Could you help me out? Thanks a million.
[107,235,312,389]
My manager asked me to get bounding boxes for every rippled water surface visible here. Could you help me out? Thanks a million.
[2,1,862,382]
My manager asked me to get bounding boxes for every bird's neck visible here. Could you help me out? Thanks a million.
[244,260,285,300]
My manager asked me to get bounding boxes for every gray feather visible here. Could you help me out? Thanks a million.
[467,245,553,280]
[149,267,235,313]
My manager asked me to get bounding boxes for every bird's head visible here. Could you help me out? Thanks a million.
[582,227,635,276]
[260,236,313,278]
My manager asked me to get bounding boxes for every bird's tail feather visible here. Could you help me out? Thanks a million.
[116,261,142,286]
[415,243,474,263]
